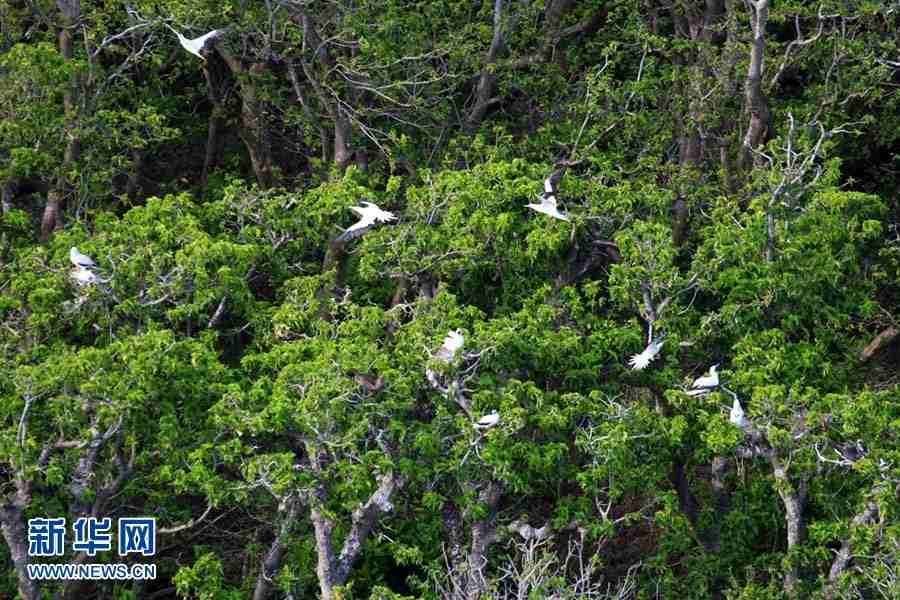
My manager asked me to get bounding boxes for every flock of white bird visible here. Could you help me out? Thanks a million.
[429,328,750,433]
[627,336,749,429]
[336,173,568,240]
[85,24,742,432]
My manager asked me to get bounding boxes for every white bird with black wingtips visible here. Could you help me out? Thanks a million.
[526,176,570,221]
[628,334,666,370]
[686,364,720,396]
[165,23,227,60]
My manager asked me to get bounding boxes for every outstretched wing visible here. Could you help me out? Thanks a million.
[344,216,373,234]
[435,330,463,361]
[629,338,663,370]
[374,209,397,223]
[195,28,226,50]
[628,349,651,370]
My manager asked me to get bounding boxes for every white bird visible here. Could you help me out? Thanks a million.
[686,364,720,396]
[526,175,569,221]
[165,24,227,60]
[474,410,500,430]
[434,330,464,363]
[70,265,97,287]
[526,194,570,221]
[426,330,465,390]
[344,201,397,235]
[730,397,750,430]
[543,176,555,195]
[69,247,95,268]
[628,335,665,370]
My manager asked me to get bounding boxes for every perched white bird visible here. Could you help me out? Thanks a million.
[686,364,720,396]
[434,330,464,363]
[426,330,465,390]
[344,201,397,235]
[69,247,95,268]
[70,265,97,287]
[628,335,665,370]
[474,410,500,430]
[165,24,227,59]
[730,397,750,430]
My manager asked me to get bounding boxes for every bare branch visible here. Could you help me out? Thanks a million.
[158,502,215,535]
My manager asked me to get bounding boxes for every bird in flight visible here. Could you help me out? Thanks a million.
[730,397,750,430]
[526,176,570,221]
[165,24,227,60]
[628,334,666,370]
[474,410,500,430]
[342,201,397,237]
[686,364,720,396]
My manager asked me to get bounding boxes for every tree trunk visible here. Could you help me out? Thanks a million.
[738,0,771,173]
[253,498,301,600]
[215,47,276,189]
[670,459,699,530]
[287,10,357,173]
[333,110,354,171]
[669,0,728,245]
[42,17,81,240]
[201,64,226,185]
[310,500,339,600]
[202,109,223,185]
[823,498,880,600]
[306,441,405,600]
[287,62,330,164]
[1,180,13,214]
[126,148,144,200]
[454,481,503,600]
[771,455,806,600]
[465,0,505,132]
[240,82,275,189]
[0,500,40,600]
[704,456,731,554]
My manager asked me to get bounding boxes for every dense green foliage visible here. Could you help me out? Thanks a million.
[2,1,900,599]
